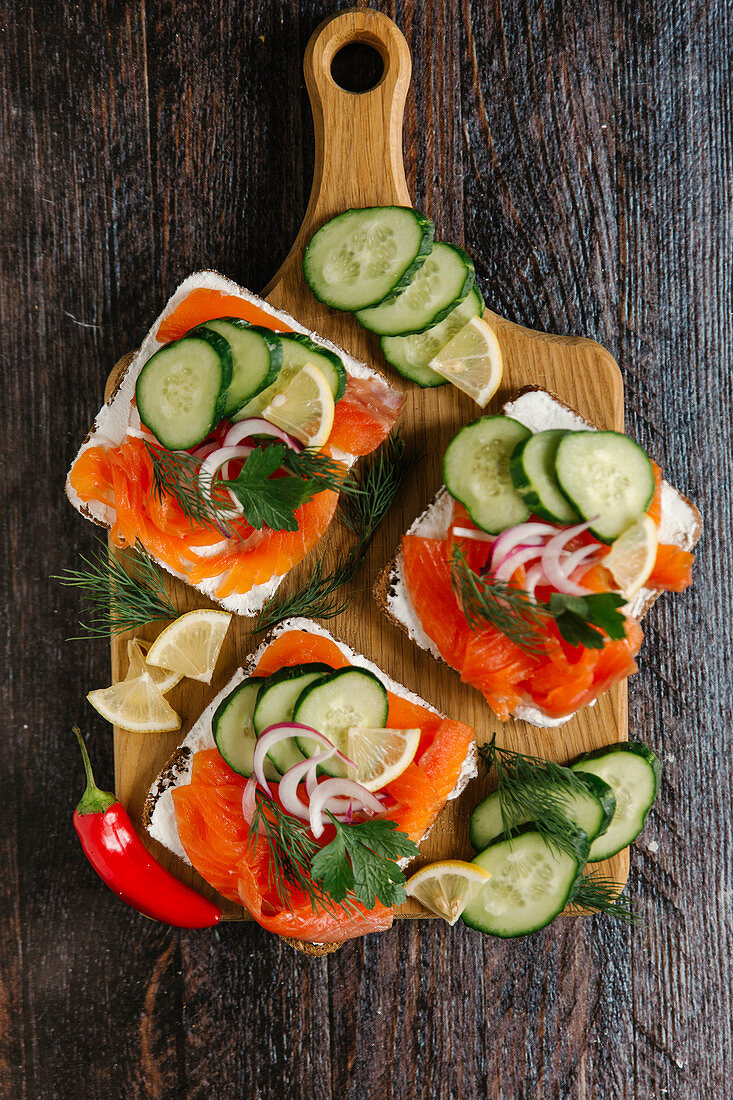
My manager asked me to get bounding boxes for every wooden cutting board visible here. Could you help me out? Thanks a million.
[109,9,628,922]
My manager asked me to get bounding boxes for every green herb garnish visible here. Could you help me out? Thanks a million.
[451,546,550,655]
[282,447,361,495]
[570,872,638,924]
[311,816,418,908]
[223,444,320,532]
[145,444,242,539]
[53,540,177,639]
[452,547,627,654]
[478,740,596,859]
[255,429,422,632]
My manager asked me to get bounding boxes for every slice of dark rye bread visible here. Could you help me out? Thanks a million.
[142,617,478,882]
[374,385,703,729]
[64,270,403,618]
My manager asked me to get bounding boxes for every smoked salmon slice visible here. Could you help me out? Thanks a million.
[171,630,475,942]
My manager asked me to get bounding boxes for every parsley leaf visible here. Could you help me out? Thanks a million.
[311,818,418,909]
[224,444,320,531]
[548,592,627,649]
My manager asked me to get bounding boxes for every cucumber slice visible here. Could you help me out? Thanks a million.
[355,242,475,336]
[468,771,616,853]
[443,416,531,533]
[135,330,232,450]
[510,430,581,524]
[293,668,389,777]
[187,319,283,418]
[554,431,655,542]
[462,825,590,937]
[303,206,434,311]
[234,333,346,420]
[253,663,333,773]
[212,676,279,781]
[571,742,661,861]
[380,288,485,387]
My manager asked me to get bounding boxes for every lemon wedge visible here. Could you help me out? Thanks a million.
[87,678,181,734]
[428,316,503,407]
[405,860,492,925]
[604,515,658,598]
[261,363,335,449]
[126,637,182,694]
[145,609,232,684]
[346,726,421,791]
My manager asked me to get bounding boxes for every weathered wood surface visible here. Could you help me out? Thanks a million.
[1,0,730,1097]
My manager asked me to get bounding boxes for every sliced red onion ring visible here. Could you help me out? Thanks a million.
[279,749,336,820]
[198,445,253,518]
[451,526,494,543]
[241,776,266,833]
[192,440,220,460]
[309,779,385,839]
[541,519,597,595]
[524,563,546,600]
[490,523,557,572]
[493,545,543,583]
[563,543,601,578]
[253,724,355,796]
[223,419,304,452]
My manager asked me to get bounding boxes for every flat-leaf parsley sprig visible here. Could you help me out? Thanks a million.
[311,816,419,909]
[255,430,423,632]
[53,539,178,639]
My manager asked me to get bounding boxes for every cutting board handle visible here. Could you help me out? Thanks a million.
[264,9,412,301]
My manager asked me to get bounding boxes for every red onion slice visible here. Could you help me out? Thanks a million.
[253,723,355,797]
[451,526,494,543]
[192,440,220,460]
[241,776,266,833]
[278,749,336,820]
[541,519,598,595]
[224,419,304,452]
[524,563,546,600]
[563,543,601,579]
[493,545,543,583]
[490,523,558,572]
[309,779,385,839]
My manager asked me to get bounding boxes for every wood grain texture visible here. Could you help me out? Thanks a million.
[2,0,730,1097]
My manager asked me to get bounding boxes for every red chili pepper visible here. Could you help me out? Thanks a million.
[72,726,221,928]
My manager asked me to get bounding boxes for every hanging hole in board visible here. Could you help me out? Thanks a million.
[330,42,385,93]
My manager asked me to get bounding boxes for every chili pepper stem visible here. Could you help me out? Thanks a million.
[73,726,117,815]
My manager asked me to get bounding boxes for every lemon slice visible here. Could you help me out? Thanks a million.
[126,637,182,694]
[345,726,421,791]
[87,677,181,734]
[145,609,232,684]
[603,515,658,598]
[428,316,503,407]
[261,363,335,449]
[405,860,492,925]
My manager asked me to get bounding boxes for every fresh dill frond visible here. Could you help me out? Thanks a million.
[451,546,550,655]
[282,448,362,495]
[569,872,639,925]
[339,427,423,548]
[254,555,353,633]
[145,443,242,539]
[255,430,423,632]
[53,540,178,639]
[248,792,355,915]
[478,740,598,859]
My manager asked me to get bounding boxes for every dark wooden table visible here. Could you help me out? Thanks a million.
[3,1,731,1097]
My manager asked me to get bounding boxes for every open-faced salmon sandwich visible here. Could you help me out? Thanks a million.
[66,272,405,615]
[143,618,477,946]
[376,386,702,727]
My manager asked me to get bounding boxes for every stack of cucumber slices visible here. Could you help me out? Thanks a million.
[462,742,660,937]
[303,205,490,389]
[213,662,394,783]
[135,320,346,451]
[444,414,655,541]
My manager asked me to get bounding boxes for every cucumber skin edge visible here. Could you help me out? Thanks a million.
[302,207,435,312]
[509,433,581,524]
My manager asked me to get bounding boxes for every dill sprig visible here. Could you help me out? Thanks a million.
[248,791,356,915]
[282,447,362,495]
[53,540,178,639]
[254,430,423,632]
[478,740,595,859]
[145,443,242,539]
[452,546,550,655]
[570,872,638,925]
